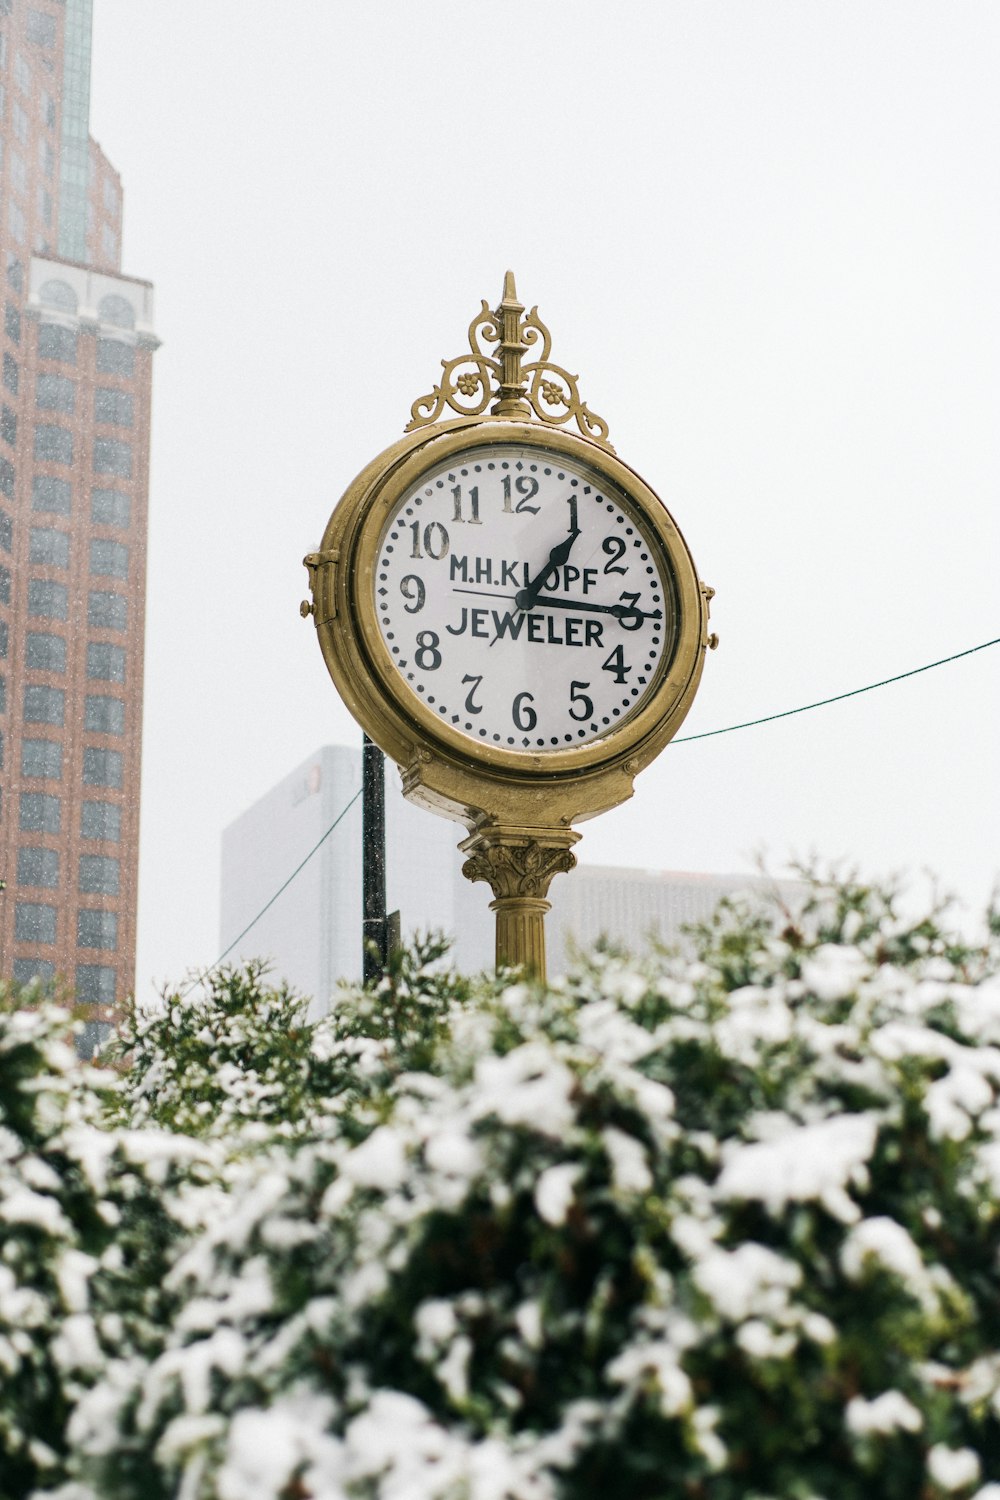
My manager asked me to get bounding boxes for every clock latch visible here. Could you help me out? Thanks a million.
[301,548,340,626]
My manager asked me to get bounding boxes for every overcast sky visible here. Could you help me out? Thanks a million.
[88,2,1000,995]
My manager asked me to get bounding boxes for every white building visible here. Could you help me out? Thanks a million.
[220,744,788,1013]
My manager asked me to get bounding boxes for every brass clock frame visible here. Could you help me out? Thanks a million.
[303,277,716,980]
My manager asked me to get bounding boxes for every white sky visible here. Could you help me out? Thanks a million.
[87,2,1000,995]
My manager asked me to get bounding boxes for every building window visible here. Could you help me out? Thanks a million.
[92,437,132,478]
[20,792,61,833]
[91,489,130,527]
[29,527,70,567]
[94,388,133,427]
[27,579,68,619]
[0,673,5,712]
[2,352,17,395]
[13,959,55,989]
[89,538,128,579]
[81,800,120,842]
[18,846,59,888]
[27,10,57,47]
[84,695,124,735]
[82,746,123,787]
[25,631,66,672]
[36,371,75,414]
[0,509,11,551]
[38,137,54,178]
[77,908,117,951]
[37,323,77,364]
[76,965,116,1004]
[24,683,65,725]
[96,339,134,377]
[12,98,28,142]
[22,738,62,778]
[10,149,26,193]
[100,225,118,265]
[1,404,15,446]
[6,255,23,295]
[32,475,71,514]
[86,642,125,683]
[97,294,134,330]
[0,457,12,498]
[87,591,128,631]
[4,301,21,342]
[79,854,120,895]
[7,201,25,245]
[16,901,56,943]
[102,177,118,215]
[0,564,10,605]
[13,50,30,90]
[0,620,7,657]
[34,423,73,465]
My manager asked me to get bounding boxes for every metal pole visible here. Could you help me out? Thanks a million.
[362,734,388,984]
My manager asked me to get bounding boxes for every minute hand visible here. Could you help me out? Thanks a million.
[531,593,662,622]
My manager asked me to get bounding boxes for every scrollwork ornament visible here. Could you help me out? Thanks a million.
[406,272,613,450]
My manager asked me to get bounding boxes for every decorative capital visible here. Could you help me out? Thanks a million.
[460,825,579,903]
[406,271,613,450]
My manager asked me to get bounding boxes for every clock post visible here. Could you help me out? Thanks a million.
[303,274,716,984]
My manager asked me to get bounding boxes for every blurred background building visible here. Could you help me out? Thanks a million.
[221,744,793,1015]
[0,0,158,1021]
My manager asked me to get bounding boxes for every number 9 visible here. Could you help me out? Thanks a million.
[400,574,425,613]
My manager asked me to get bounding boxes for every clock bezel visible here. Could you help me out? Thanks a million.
[312,416,710,820]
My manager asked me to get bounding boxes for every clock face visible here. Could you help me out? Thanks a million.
[374,440,680,753]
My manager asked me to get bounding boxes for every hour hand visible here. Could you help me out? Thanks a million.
[515,522,581,611]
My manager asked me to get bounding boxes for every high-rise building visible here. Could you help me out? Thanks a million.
[0,1,158,1027]
[220,744,793,1014]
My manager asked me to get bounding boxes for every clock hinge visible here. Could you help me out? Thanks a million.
[301,548,340,626]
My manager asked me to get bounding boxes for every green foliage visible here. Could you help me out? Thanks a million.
[4,879,1000,1499]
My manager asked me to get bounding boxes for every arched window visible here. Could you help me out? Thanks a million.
[97,294,134,330]
[38,279,78,313]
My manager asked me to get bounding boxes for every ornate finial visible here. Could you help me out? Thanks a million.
[406,273,613,450]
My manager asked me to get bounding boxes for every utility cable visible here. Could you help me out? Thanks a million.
[670,635,1000,744]
[180,786,362,994]
[188,633,999,978]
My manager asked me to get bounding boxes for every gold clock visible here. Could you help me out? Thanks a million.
[303,275,716,978]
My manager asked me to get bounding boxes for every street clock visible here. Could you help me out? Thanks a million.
[303,274,716,979]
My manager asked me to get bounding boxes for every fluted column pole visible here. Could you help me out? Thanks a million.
[460,824,579,983]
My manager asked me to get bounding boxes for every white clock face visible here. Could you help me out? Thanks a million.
[374,441,678,753]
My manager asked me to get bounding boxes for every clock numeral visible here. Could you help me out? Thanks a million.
[451,484,482,524]
[566,493,579,533]
[617,591,644,631]
[399,574,425,613]
[414,630,442,671]
[462,674,483,715]
[512,691,537,731]
[501,475,540,515]
[568,680,593,722]
[602,535,628,574]
[601,644,631,684]
[409,521,450,560]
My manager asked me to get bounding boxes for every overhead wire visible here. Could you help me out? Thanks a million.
[194,633,1000,979]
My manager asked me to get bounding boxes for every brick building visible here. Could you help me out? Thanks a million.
[0,0,158,1033]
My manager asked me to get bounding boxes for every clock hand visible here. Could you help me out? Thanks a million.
[515,516,582,611]
[532,593,662,622]
[452,585,661,626]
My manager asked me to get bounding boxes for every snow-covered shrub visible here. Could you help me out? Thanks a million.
[110,941,469,1140]
[0,986,218,1498]
[38,877,1000,1500]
